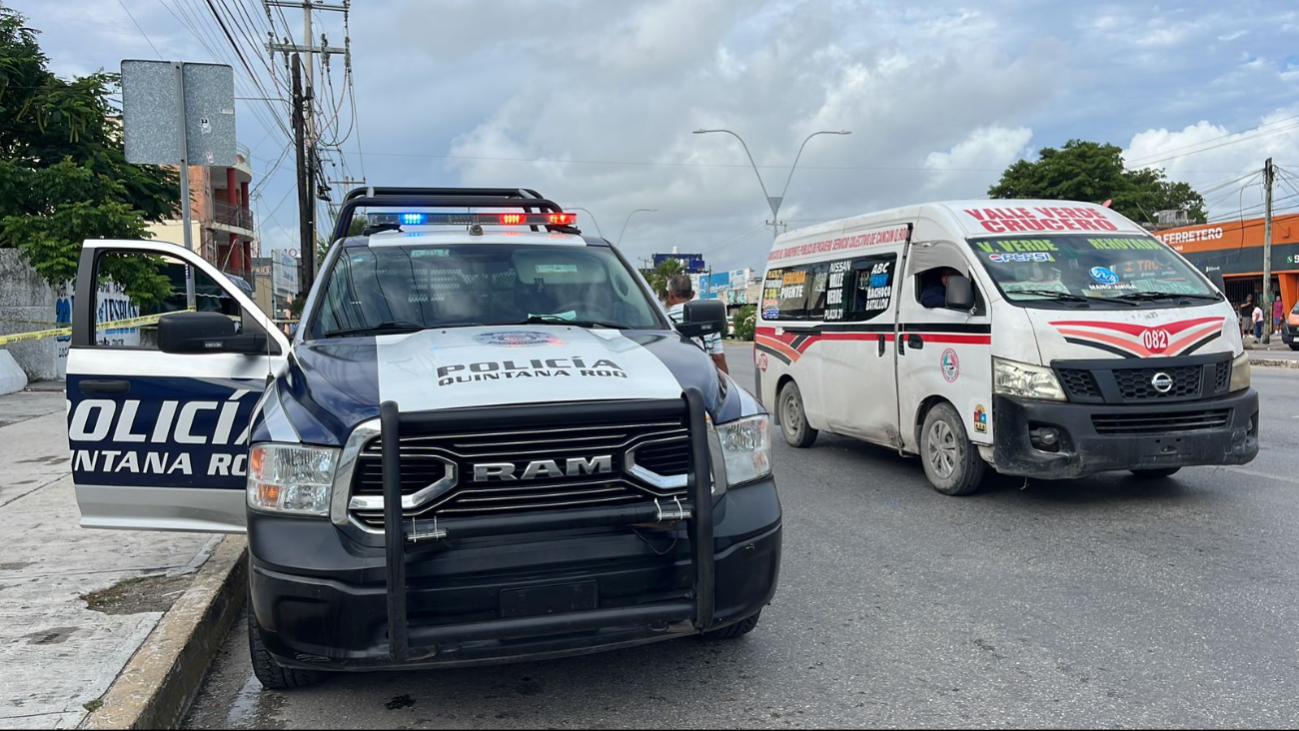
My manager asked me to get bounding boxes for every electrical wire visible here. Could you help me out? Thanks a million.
[116,0,165,59]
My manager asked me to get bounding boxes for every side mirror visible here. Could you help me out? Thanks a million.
[677,299,727,339]
[945,275,975,310]
[158,311,266,355]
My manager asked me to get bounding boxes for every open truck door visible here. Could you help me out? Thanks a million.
[67,240,290,532]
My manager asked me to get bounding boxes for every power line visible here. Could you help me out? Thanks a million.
[116,0,165,59]
[1126,113,1299,167]
[1127,120,1299,169]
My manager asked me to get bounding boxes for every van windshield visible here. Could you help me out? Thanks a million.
[309,243,663,338]
[967,234,1220,308]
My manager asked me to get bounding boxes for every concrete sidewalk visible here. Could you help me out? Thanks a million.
[0,389,217,730]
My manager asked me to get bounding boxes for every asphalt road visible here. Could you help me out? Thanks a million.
[185,346,1299,729]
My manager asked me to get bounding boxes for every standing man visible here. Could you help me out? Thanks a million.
[1252,299,1265,342]
[1274,296,1284,334]
[1240,295,1254,337]
[666,274,729,374]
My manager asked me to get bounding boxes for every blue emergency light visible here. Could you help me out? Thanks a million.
[371,212,578,227]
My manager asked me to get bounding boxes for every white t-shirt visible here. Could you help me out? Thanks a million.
[1253,306,1264,324]
[668,302,724,356]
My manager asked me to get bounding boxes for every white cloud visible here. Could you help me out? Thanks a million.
[1124,108,1299,217]
[924,126,1033,192]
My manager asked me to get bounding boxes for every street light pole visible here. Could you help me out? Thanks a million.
[617,208,658,246]
[567,207,605,239]
[693,128,851,240]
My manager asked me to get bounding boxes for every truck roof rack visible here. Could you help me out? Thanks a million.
[331,187,580,240]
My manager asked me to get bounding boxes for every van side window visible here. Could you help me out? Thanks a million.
[845,254,898,321]
[763,265,817,320]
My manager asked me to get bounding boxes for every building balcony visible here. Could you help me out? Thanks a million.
[213,200,255,234]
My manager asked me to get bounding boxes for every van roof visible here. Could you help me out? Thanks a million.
[768,200,1148,266]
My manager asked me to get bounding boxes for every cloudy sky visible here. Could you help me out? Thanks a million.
[17,0,1299,272]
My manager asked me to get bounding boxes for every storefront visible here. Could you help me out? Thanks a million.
[1155,213,1299,316]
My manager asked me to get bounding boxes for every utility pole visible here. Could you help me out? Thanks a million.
[292,56,314,289]
[267,0,348,291]
[1263,157,1274,343]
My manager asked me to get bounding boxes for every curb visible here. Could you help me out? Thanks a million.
[81,536,248,730]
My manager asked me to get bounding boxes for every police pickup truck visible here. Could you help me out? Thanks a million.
[65,187,782,687]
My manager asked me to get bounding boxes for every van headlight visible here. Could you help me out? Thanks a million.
[715,415,772,487]
[1229,351,1251,393]
[248,443,338,516]
[993,357,1066,401]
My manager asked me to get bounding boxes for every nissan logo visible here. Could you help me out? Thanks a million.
[1151,372,1174,393]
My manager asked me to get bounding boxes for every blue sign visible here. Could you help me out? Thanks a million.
[1089,266,1119,285]
[653,253,706,274]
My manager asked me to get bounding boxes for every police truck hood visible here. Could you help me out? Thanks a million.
[270,326,732,446]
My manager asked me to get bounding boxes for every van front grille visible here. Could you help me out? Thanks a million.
[1091,409,1231,435]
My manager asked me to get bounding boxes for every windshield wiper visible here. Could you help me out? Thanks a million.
[518,315,629,329]
[324,320,426,338]
[1008,289,1093,305]
[1110,291,1221,304]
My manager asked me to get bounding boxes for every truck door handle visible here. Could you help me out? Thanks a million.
[877,334,886,356]
[80,379,130,394]
[907,333,925,350]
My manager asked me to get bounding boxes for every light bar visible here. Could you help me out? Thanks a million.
[371,212,577,227]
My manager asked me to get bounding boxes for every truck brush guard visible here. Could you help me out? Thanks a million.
[377,388,715,661]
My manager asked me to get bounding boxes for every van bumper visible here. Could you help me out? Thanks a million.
[991,390,1259,480]
[247,479,781,671]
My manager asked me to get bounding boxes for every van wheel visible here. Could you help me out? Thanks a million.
[1130,467,1181,479]
[919,403,985,496]
[248,609,327,690]
[778,382,818,448]
[702,611,761,640]
[1290,343,1299,351]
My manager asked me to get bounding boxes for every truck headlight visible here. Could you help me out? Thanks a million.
[715,415,771,487]
[1229,351,1251,393]
[248,443,338,516]
[993,357,1066,401]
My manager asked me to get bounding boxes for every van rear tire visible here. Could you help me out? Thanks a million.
[919,403,985,496]
[778,381,818,448]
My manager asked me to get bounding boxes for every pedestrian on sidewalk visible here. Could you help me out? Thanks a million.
[1274,297,1284,332]
[1239,295,1254,336]
[1252,301,1264,341]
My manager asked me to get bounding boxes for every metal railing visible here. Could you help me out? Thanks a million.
[213,200,255,232]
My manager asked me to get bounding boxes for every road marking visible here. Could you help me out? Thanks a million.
[1221,466,1299,485]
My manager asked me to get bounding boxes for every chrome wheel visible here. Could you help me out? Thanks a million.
[926,420,958,479]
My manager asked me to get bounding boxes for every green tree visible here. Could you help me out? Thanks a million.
[0,3,179,305]
[988,140,1207,225]
[646,257,684,301]
[733,303,756,341]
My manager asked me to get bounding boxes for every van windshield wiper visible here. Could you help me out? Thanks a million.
[518,315,629,329]
[324,320,426,338]
[1007,289,1093,305]
[1110,291,1221,304]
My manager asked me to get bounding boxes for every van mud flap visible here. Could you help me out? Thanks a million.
[378,389,715,662]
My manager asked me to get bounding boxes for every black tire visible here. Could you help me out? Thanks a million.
[1289,343,1299,351]
[702,611,761,640]
[1130,467,1181,479]
[778,381,818,448]
[248,608,327,690]
[919,402,986,496]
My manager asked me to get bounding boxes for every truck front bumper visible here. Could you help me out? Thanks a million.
[991,389,1259,480]
[248,478,781,671]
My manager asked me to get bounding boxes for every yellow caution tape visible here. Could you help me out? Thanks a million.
[0,308,198,347]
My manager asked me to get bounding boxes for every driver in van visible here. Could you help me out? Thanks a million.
[920,267,961,308]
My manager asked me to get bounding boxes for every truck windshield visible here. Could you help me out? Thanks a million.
[310,243,663,338]
[967,234,1220,308]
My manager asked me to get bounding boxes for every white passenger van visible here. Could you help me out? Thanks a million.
[754,200,1259,495]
